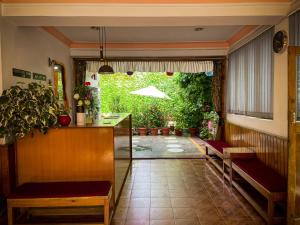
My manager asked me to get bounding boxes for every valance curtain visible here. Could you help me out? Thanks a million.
[290,10,300,46]
[86,60,213,74]
[227,27,274,119]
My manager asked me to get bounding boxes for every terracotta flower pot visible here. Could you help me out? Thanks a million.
[175,129,183,136]
[189,127,198,137]
[138,128,147,136]
[150,128,158,136]
[59,114,71,126]
[161,127,170,136]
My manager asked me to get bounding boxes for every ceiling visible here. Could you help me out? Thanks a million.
[1,0,298,56]
[56,26,243,43]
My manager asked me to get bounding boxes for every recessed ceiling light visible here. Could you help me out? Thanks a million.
[194,27,204,31]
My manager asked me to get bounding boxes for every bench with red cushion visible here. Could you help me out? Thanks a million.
[232,158,286,192]
[7,181,112,225]
[8,181,111,199]
[206,140,231,154]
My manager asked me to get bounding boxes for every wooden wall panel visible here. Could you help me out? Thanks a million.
[16,128,114,185]
[225,122,288,178]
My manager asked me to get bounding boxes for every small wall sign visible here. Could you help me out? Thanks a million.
[12,68,31,79]
[33,73,47,81]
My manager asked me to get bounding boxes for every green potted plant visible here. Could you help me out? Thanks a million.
[161,114,171,136]
[0,82,59,144]
[147,105,164,136]
[134,112,148,136]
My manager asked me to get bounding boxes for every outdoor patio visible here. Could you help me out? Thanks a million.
[132,136,205,159]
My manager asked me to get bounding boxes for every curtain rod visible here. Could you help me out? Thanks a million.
[73,56,226,62]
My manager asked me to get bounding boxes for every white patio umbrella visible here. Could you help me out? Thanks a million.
[130,86,171,99]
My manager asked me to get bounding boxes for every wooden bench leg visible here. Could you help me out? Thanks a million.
[267,198,274,225]
[7,204,13,225]
[104,200,109,225]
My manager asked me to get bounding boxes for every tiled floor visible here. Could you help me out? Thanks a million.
[112,159,266,225]
[132,136,204,159]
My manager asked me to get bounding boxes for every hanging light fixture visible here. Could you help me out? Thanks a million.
[93,27,114,74]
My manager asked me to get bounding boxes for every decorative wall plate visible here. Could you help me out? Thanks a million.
[273,30,288,53]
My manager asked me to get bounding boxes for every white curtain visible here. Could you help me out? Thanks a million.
[227,28,274,119]
[86,60,213,74]
[290,10,300,46]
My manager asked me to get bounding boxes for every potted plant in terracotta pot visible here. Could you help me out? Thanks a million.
[161,115,171,136]
[147,105,164,136]
[134,112,148,136]
[0,82,59,144]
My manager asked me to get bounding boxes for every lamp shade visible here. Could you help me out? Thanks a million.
[98,64,114,74]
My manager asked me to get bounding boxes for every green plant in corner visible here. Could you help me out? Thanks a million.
[146,104,164,128]
[0,82,59,141]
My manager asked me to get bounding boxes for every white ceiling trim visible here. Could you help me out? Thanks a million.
[70,48,228,57]
[2,3,291,17]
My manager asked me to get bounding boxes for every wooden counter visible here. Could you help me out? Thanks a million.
[14,113,132,205]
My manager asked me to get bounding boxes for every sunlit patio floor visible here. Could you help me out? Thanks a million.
[132,136,205,159]
[112,159,266,225]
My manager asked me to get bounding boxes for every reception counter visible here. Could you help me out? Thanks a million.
[14,113,132,205]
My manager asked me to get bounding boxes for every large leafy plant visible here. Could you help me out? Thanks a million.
[146,104,164,128]
[0,82,59,140]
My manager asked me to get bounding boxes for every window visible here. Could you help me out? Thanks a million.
[227,28,274,119]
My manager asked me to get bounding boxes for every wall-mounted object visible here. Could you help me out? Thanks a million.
[273,30,288,53]
[33,73,46,81]
[48,57,56,67]
[12,68,31,79]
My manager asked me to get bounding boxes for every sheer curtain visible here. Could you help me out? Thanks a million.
[290,10,300,46]
[227,28,274,119]
[86,60,213,74]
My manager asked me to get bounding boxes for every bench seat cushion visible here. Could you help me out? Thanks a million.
[8,181,111,199]
[232,158,286,192]
[206,140,231,154]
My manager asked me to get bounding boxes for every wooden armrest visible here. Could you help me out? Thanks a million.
[223,147,256,159]
[229,152,256,159]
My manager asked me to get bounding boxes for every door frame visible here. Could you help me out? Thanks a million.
[288,46,300,225]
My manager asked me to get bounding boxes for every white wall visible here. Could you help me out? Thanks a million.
[226,18,289,138]
[0,19,73,107]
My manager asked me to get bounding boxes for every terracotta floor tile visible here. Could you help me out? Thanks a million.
[172,208,197,219]
[174,218,200,225]
[151,198,172,208]
[127,208,150,220]
[111,218,126,225]
[118,198,130,208]
[170,198,194,208]
[131,190,151,198]
[150,220,175,225]
[150,208,174,220]
[113,159,266,225]
[114,207,128,220]
[169,189,190,198]
[125,219,150,225]
[151,190,170,198]
[129,198,151,208]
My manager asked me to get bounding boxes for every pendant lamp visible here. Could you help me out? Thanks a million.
[94,27,114,74]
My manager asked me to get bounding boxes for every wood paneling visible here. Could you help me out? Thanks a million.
[225,122,288,178]
[16,128,115,185]
[0,145,15,196]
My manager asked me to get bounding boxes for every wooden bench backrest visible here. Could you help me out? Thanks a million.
[225,122,288,178]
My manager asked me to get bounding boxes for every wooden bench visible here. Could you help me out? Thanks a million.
[224,150,286,225]
[205,140,231,173]
[7,181,112,225]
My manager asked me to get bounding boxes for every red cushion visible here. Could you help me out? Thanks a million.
[232,158,286,192]
[206,140,231,154]
[8,181,111,199]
